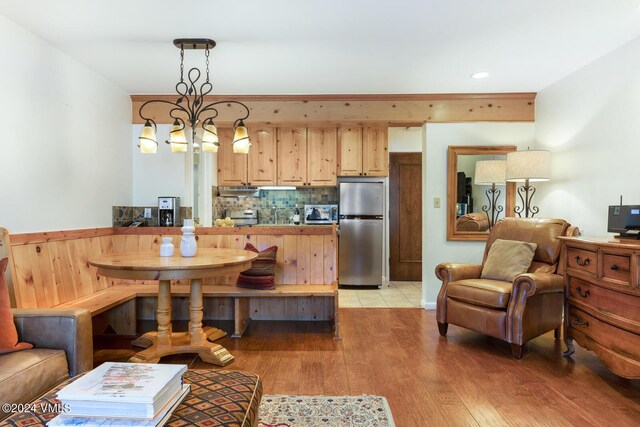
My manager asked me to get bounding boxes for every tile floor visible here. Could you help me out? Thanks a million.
[338,281,423,308]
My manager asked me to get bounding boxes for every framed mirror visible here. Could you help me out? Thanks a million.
[447,146,517,241]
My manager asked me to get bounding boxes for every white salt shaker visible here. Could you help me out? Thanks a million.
[159,237,174,257]
[180,219,197,257]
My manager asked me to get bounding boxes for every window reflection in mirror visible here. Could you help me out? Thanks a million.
[447,146,517,241]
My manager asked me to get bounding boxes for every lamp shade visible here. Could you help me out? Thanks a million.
[138,120,158,154]
[506,150,551,182]
[474,160,506,185]
[169,119,187,153]
[201,120,219,152]
[233,121,251,154]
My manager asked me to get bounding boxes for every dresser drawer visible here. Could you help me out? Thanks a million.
[567,247,597,275]
[568,277,640,327]
[568,307,640,361]
[601,252,632,286]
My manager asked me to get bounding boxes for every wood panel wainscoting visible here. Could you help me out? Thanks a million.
[0,226,339,340]
[559,236,640,378]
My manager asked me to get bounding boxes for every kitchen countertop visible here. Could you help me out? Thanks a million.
[114,225,337,235]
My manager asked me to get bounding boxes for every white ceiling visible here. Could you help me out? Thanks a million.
[1,0,640,95]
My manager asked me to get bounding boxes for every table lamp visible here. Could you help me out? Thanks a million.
[474,160,506,229]
[505,150,551,217]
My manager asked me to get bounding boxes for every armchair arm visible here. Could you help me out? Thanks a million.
[435,263,483,283]
[12,308,93,377]
[435,263,483,323]
[512,272,564,297]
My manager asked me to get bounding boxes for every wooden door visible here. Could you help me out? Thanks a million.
[390,153,422,281]
[217,128,247,186]
[248,127,277,185]
[337,126,362,176]
[307,127,338,186]
[277,127,307,186]
[363,127,389,176]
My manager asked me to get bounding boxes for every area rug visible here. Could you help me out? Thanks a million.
[258,395,395,427]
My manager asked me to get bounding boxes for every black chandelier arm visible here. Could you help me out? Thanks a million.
[200,100,250,125]
[138,99,190,123]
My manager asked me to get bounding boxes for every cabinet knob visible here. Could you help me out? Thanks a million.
[610,264,618,271]
[575,287,590,298]
[364,173,367,176]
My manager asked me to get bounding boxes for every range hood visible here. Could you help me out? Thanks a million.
[218,186,260,197]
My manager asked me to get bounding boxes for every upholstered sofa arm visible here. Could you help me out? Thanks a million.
[512,272,564,297]
[12,308,93,377]
[435,263,483,283]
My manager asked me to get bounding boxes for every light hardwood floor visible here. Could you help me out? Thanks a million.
[95,309,640,426]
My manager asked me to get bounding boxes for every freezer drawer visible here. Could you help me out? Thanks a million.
[339,218,383,286]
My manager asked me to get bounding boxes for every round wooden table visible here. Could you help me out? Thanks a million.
[89,248,257,366]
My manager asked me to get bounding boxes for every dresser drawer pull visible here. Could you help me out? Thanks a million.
[610,264,618,271]
[574,256,591,266]
[575,287,590,298]
[572,317,589,328]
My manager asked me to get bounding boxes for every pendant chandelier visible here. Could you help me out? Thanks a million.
[137,38,251,154]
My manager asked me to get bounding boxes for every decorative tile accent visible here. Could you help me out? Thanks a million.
[213,188,337,224]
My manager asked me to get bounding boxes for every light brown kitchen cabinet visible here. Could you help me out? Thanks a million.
[248,127,277,185]
[217,127,247,186]
[277,127,308,186]
[337,126,363,176]
[362,127,389,176]
[307,127,338,186]
[338,126,388,176]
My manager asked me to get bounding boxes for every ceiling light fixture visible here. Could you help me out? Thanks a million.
[471,71,490,79]
[137,38,251,154]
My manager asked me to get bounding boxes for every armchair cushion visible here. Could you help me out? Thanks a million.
[0,258,32,354]
[448,279,513,309]
[481,239,537,282]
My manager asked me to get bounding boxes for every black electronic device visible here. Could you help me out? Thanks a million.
[608,204,640,238]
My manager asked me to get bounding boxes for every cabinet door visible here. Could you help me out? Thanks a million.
[362,127,389,176]
[308,127,337,186]
[248,127,277,185]
[277,127,307,186]
[217,127,247,186]
[337,126,363,176]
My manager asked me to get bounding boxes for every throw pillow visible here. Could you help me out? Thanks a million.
[0,257,33,354]
[481,239,538,282]
[236,244,277,290]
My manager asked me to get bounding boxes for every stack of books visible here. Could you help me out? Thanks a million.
[48,362,189,427]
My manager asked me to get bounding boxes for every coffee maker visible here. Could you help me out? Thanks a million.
[158,197,180,227]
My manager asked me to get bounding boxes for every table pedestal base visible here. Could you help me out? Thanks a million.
[129,327,234,366]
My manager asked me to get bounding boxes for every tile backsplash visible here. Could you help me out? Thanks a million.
[213,188,337,224]
[112,206,192,227]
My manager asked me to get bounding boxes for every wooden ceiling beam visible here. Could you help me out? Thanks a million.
[131,93,535,125]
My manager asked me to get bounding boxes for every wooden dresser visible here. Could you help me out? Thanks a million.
[559,236,640,378]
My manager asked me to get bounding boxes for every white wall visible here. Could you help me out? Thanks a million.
[389,127,423,152]
[534,36,640,236]
[421,123,535,308]
[132,124,185,206]
[0,14,131,233]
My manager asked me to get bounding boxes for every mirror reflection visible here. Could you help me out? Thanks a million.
[447,146,517,241]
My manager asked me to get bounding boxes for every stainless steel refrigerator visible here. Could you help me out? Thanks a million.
[338,182,384,287]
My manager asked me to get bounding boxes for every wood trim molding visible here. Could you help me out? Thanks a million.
[9,227,116,245]
[131,93,536,125]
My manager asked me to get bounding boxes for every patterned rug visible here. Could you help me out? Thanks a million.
[258,395,395,427]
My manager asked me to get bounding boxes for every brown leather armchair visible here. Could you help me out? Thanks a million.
[435,218,578,358]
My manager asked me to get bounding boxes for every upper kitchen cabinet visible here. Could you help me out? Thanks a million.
[217,127,247,186]
[277,127,308,186]
[338,126,388,176]
[362,127,389,176]
[307,127,338,186]
[337,126,363,176]
[248,127,277,185]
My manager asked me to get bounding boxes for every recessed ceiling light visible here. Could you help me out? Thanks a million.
[471,71,490,79]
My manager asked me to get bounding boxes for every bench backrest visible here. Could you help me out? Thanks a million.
[1,227,338,308]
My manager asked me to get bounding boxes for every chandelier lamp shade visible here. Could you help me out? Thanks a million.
[505,150,551,218]
[137,38,251,154]
[474,160,506,229]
